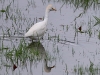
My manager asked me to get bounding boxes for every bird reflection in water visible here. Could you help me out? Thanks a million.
[27,41,46,59]
[27,41,55,73]
[44,58,55,73]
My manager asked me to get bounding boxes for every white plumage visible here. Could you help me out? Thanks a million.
[25,4,56,40]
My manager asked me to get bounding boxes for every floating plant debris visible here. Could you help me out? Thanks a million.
[78,26,82,31]
[13,64,17,71]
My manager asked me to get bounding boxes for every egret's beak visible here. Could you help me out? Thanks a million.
[52,8,57,11]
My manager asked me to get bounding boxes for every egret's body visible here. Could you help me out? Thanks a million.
[25,4,56,40]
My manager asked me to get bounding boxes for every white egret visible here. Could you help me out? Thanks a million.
[25,4,56,40]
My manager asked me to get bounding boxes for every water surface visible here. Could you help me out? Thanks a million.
[0,0,100,75]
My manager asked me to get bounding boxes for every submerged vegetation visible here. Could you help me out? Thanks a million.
[4,39,48,64]
[74,61,100,75]
[45,0,100,11]
[94,16,100,26]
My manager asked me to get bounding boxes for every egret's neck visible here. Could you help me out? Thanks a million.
[44,59,47,67]
[44,9,49,20]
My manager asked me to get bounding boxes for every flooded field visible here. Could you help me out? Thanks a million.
[0,0,100,75]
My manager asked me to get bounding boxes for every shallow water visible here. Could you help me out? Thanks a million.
[0,0,100,75]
